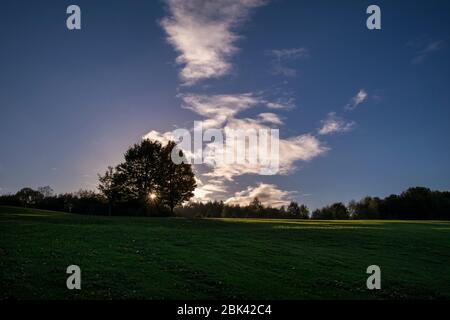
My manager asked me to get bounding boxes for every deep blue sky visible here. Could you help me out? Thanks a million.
[1,0,449,209]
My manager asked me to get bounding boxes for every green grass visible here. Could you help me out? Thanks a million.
[1,206,450,300]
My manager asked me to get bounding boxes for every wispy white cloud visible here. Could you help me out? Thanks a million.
[271,66,298,77]
[181,93,261,128]
[278,134,327,170]
[257,112,283,125]
[225,183,295,208]
[266,99,295,110]
[268,47,309,77]
[269,48,309,60]
[344,89,368,111]
[318,112,355,135]
[161,0,267,85]
[411,40,446,64]
[180,93,295,126]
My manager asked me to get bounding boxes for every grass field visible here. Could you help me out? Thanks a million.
[1,206,450,300]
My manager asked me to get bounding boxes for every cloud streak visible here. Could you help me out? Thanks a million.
[161,0,266,85]
[318,112,355,135]
[270,48,309,60]
[268,47,309,77]
[181,93,261,129]
[411,40,446,64]
[345,89,368,111]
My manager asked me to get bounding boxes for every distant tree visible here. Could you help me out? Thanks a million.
[222,204,236,218]
[379,194,401,219]
[98,166,121,216]
[287,202,309,219]
[299,204,310,219]
[37,186,54,198]
[74,190,105,215]
[0,194,21,206]
[15,188,43,207]
[348,200,357,218]
[311,209,324,220]
[249,197,264,215]
[312,202,349,220]
[63,194,75,213]
[205,200,224,218]
[400,187,433,219]
[349,197,381,219]
[330,202,349,219]
[157,141,196,215]
[287,201,300,217]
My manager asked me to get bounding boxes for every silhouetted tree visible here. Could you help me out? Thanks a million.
[115,139,163,205]
[16,188,43,207]
[287,201,300,217]
[248,197,264,216]
[312,202,349,219]
[299,204,310,219]
[98,166,121,216]
[157,141,196,215]
[400,187,433,219]
[331,202,349,219]
[37,186,54,198]
[349,196,381,219]
[286,202,309,219]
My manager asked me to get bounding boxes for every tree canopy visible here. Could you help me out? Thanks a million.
[98,139,196,216]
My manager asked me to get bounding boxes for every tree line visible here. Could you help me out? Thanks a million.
[309,187,450,220]
[1,185,449,220]
[175,198,310,219]
[0,139,449,219]
[175,187,450,220]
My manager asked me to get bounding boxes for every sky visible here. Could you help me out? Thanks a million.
[1,0,450,209]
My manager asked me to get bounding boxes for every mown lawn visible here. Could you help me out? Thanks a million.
[1,206,449,299]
